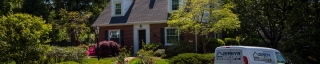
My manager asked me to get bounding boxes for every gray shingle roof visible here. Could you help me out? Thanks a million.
[92,0,168,26]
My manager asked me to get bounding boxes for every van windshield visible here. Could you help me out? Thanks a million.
[275,52,286,64]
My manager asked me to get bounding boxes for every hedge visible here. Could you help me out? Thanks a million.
[169,53,214,64]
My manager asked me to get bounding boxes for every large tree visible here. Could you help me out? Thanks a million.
[232,0,320,49]
[49,9,91,45]
[0,13,52,63]
[232,0,320,63]
[168,0,240,53]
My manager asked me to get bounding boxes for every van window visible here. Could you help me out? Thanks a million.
[275,52,286,64]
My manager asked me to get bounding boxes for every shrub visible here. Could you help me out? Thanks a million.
[99,41,121,57]
[166,41,196,58]
[0,41,11,63]
[46,46,87,63]
[86,40,121,57]
[137,42,159,64]
[224,38,239,45]
[169,53,214,64]
[282,53,309,64]
[116,46,131,64]
[154,49,166,57]
[204,38,225,53]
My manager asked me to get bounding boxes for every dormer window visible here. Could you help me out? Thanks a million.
[115,3,121,15]
[172,0,179,10]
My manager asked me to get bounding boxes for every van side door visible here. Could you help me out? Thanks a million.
[215,49,243,64]
[230,49,243,64]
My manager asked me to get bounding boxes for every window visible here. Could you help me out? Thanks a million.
[214,32,222,38]
[109,30,121,45]
[165,28,179,45]
[172,0,179,10]
[275,52,286,64]
[115,3,121,15]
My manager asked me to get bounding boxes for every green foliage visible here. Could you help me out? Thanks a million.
[0,13,52,64]
[60,57,116,64]
[168,0,240,35]
[116,46,131,63]
[203,38,225,53]
[154,49,166,57]
[21,0,50,20]
[130,58,143,64]
[240,38,262,46]
[0,13,52,45]
[0,41,11,63]
[154,59,169,64]
[45,46,87,63]
[130,58,170,64]
[0,0,24,15]
[169,53,214,64]
[49,9,91,43]
[166,41,196,58]
[224,38,239,45]
[137,42,158,64]
[282,53,310,64]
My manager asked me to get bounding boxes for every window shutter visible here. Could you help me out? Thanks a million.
[105,30,109,41]
[179,34,184,41]
[120,30,124,46]
[160,28,165,45]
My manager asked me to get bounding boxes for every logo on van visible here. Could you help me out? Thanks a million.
[253,52,272,62]
[216,51,241,60]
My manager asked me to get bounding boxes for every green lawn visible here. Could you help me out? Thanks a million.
[155,59,169,64]
[59,57,116,64]
[129,58,169,64]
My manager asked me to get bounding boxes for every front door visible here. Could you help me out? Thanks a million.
[138,30,146,49]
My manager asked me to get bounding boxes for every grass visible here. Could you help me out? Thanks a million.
[129,58,169,64]
[154,59,169,64]
[58,57,116,64]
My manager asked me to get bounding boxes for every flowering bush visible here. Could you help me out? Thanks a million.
[87,45,96,56]
[86,40,121,57]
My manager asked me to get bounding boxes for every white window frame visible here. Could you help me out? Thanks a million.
[165,27,180,46]
[168,0,182,12]
[115,3,121,15]
[112,0,123,17]
[172,0,179,10]
[108,29,121,45]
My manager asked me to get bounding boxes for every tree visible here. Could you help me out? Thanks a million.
[0,13,52,63]
[21,0,50,21]
[168,0,240,53]
[45,0,109,44]
[49,9,91,45]
[0,0,24,16]
[232,0,320,63]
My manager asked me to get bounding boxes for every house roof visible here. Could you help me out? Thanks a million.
[92,0,169,26]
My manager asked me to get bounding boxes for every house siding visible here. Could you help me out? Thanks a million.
[98,25,134,48]
[149,23,195,47]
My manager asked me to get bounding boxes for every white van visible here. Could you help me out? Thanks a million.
[214,46,290,64]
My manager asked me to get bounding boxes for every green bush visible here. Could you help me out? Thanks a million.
[46,46,87,63]
[166,41,197,58]
[0,41,11,63]
[204,38,225,53]
[116,46,131,64]
[224,38,239,45]
[282,53,309,64]
[169,53,214,64]
[137,42,161,64]
[154,49,166,57]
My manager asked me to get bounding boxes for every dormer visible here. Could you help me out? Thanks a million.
[168,0,182,12]
[111,0,133,17]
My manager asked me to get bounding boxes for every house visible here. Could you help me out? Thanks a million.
[92,0,223,54]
